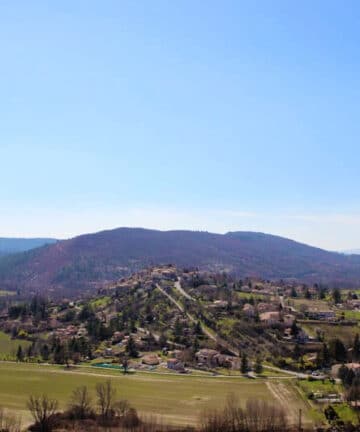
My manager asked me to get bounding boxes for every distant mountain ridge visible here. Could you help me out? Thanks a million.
[342,249,360,255]
[0,227,360,296]
[0,238,58,256]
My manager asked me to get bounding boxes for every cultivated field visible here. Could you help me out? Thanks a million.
[0,362,311,427]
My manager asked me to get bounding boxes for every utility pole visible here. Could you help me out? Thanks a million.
[298,408,302,432]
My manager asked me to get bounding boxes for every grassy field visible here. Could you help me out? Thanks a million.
[0,331,31,359]
[291,298,330,310]
[297,378,341,396]
[296,379,358,425]
[237,292,266,300]
[0,362,311,427]
[339,310,360,321]
[302,323,360,344]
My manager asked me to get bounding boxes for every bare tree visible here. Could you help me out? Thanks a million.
[200,394,288,432]
[0,408,21,432]
[68,385,93,419]
[113,399,130,418]
[96,380,116,421]
[27,395,58,432]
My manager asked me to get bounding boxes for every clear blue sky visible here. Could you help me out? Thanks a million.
[1,1,359,250]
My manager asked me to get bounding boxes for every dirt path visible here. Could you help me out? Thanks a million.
[174,280,194,301]
[266,381,308,425]
[156,284,185,312]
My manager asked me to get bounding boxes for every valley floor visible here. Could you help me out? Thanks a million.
[0,362,311,427]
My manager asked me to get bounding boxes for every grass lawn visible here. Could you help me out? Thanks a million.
[0,362,311,427]
[297,378,341,396]
[0,331,31,359]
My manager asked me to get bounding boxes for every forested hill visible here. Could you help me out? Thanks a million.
[0,228,359,296]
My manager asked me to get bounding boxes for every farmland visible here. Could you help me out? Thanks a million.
[0,362,310,427]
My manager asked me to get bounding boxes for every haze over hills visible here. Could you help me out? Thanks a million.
[342,249,360,255]
[0,227,360,296]
[0,238,57,256]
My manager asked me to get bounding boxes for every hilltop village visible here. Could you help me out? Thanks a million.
[1,265,360,371]
[2,265,360,428]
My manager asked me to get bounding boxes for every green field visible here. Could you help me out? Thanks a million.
[0,362,311,427]
[0,331,31,359]
[237,292,266,300]
[339,310,360,321]
[302,323,359,344]
[297,378,341,396]
[291,298,330,310]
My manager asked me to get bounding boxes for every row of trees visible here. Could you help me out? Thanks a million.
[315,335,360,368]
[27,380,140,432]
[8,295,49,321]
[16,336,93,364]
[200,395,288,432]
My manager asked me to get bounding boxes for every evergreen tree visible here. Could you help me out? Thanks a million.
[322,342,331,366]
[16,345,24,362]
[241,353,249,374]
[41,344,50,361]
[254,357,263,374]
[126,336,138,358]
[329,338,347,363]
[332,288,342,304]
[53,343,66,364]
[353,334,360,361]
[290,320,299,337]
[194,321,202,335]
[290,287,297,298]
[319,287,326,299]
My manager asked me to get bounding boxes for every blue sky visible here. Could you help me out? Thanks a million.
[1,1,359,250]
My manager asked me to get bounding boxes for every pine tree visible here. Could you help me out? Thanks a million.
[329,338,347,363]
[194,321,202,335]
[254,357,263,374]
[332,288,342,304]
[290,287,297,298]
[322,342,331,367]
[353,334,360,361]
[126,336,138,358]
[241,353,249,374]
[16,345,24,362]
